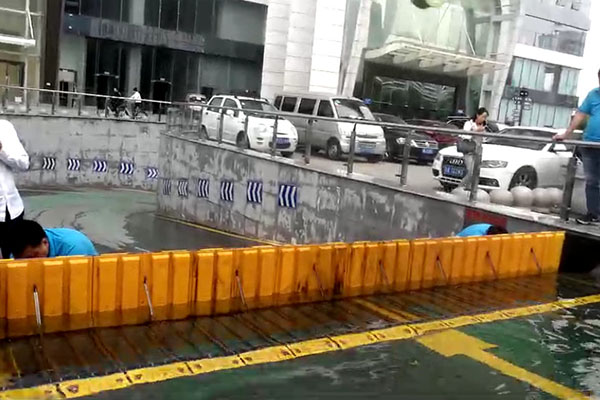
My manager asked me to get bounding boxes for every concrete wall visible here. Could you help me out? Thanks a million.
[157,132,563,244]
[8,115,162,191]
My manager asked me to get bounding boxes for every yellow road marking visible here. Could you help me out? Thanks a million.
[4,293,600,399]
[156,215,281,246]
[418,330,589,400]
[352,298,419,321]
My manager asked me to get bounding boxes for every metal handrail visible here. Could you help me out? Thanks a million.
[170,102,587,221]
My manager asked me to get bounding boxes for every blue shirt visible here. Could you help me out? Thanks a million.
[579,88,600,142]
[457,224,492,237]
[46,228,98,257]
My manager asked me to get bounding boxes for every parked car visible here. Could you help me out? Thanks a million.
[432,127,573,191]
[185,93,207,112]
[202,95,298,157]
[405,119,457,148]
[274,93,386,162]
[373,113,438,164]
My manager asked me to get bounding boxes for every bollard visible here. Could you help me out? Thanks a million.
[399,130,413,186]
[468,139,483,202]
[25,89,31,113]
[1,87,7,112]
[77,95,82,116]
[305,119,313,165]
[271,116,279,157]
[218,108,225,143]
[347,123,357,174]
[560,149,578,221]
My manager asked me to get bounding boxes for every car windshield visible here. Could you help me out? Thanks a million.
[333,99,375,121]
[240,99,277,112]
[376,114,405,124]
[187,95,204,103]
[487,129,552,151]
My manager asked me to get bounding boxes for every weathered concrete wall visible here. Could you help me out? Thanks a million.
[158,132,562,244]
[8,115,162,191]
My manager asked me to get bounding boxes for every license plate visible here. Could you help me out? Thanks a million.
[443,165,466,178]
[422,149,435,155]
[276,138,289,145]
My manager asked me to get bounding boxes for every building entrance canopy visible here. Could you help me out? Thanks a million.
[366,0,518,77]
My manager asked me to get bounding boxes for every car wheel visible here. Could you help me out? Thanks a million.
[326,139,342,160]
[236,132,250,149]
[200,126,208,140]
[509,166,538,189]
[367,155,383,163]
[281,151,294,158]
[441,183,457,193]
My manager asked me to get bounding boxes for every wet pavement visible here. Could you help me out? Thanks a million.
[22,188,260,254]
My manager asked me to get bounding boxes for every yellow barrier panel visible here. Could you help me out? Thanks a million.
[0,232,567,338]
[394,241,410,292]
[257,248,277,308]
[195,250,216,316]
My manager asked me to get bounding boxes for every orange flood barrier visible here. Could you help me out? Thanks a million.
[0,232,564,338]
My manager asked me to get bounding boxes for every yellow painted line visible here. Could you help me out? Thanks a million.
[418,330,589,400]
[352,298,419,321]
[4,293,600,399]
[156,215,281,246]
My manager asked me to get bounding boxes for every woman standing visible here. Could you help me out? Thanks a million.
[460,107,488,188]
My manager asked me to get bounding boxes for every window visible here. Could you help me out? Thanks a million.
[571,0,582,10]
[160,0,178,31]
[178,0,196,33]
[281,97,297,112]
[274,96,282,109]
[298,99,316,115]
[223,98,238,117]
[333,98,375,120]
[208,96,223,107]
[240,100,276,112]
[558,67,579,96]
[317,100,334,118]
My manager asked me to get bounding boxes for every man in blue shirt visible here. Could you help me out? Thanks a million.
[555,69,600,225]
[457,223,508,237]
[7,220,97,259]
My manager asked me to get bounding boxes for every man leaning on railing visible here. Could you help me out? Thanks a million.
[554,68,600,226]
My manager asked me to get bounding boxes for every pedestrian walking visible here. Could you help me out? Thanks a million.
[554,69,600,225]
[130,87,143,118]
[0,120,30,258]
[460,107,488,188]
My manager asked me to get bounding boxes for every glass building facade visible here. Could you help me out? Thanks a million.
[56,0,266,104]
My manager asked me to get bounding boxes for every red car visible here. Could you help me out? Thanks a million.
[405,119,458,148]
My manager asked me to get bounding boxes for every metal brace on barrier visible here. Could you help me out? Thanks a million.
[235,271,248,310]
[33,285,42,330]
[435,257,448,283]
[378,260,391,288]
[485,252,499,279]
[143,277,154,320]
[530,248,542,274]
[313,265,326,299]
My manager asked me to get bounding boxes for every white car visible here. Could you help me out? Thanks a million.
[202,95,298,157]
[432,127,573,191]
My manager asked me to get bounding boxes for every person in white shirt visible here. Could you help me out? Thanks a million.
[130,88,142,117]
[0,120,30,257]
[461,107,488,188]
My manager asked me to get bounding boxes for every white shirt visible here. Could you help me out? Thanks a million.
[130,91,142,104]
[462,120,483,143]
[0,120,29,222]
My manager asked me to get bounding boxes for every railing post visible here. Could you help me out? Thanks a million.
[400,129,413,186]
[468,138,483,202]
[51,91,57,115]
[271,115,279,157]
[77,94,82,116]
[243,112,250,137]
[1,86,7,112]
[218,108,225,143]
[25,88,31,113]
[197,106,204,137]
[560,149,578,221]
[305,119,313,165]
[347,123,357,174]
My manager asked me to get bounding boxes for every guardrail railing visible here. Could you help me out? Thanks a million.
[166,102,595,223]
[0,84,175,122]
